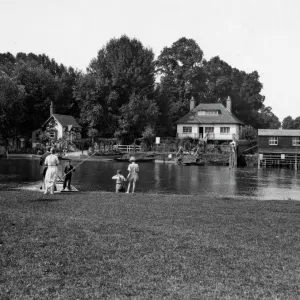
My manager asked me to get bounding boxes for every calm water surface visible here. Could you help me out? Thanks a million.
[1,158,300,200]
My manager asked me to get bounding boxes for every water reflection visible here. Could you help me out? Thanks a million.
[1,158,300,200]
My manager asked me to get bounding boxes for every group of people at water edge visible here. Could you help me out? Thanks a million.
[40,147,139,195]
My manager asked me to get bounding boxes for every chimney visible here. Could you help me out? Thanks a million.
[226,96,232,113]
[50,101,55,116]
[190,96,195,111]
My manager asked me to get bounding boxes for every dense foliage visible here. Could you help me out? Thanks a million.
[282,116,300,129]
[0,35,281,143]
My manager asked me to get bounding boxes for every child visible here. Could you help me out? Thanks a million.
[63,160,75,191]
[112,169,126,193]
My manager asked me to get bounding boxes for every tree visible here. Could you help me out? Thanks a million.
[0,72,26,154]
[293,116,300,129]
[117,94,159,141]
[254,105,281,129]
[74,35,157,141]
[239,126,258,140]
[202,56,266,128]
[141,125,156,150]
[282,116,294,129]
[155,38,206,135]
[0,52,80,136]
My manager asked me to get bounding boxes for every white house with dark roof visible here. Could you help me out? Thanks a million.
[32,102,82,147]
[176,96,244,141]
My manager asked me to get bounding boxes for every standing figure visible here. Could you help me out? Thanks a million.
[229,139,237,168]
[39,147,51,190]
[126,156,139,193]
[63,160,75,191]
[112,169,126,193]
[176,146,184,163]
[44,148,59,195]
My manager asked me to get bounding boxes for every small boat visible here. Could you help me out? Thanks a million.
[182,161,205,166]
[113,157,155,162]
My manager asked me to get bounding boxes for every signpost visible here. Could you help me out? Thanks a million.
[155,137,160,152]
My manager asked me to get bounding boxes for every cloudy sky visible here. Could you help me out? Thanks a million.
[1,0,299,121]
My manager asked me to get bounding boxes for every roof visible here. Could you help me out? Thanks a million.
[258,129,300,137]
[176,103,244,125]
[42,114,82,128]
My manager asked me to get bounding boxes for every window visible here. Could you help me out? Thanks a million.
[182,126,192,133]
[205,127,214,133]
[49,131,56,139]
[292,137,300,146]
[269,137,278,145]
[198,110,219,116]
[220,127,230,134]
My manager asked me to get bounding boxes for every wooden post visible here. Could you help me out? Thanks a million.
[234,149,237,167]
[295,155,297,171]
[258,153,260,169]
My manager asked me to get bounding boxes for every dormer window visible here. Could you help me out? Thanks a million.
[197,110,219,116]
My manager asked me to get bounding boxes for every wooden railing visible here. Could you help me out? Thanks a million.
[117,145,141,152]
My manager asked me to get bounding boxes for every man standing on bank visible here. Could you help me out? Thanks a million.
[126,156,139,193]
[63,160,75,191]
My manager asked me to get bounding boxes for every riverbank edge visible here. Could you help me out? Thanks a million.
[4,152,258,166]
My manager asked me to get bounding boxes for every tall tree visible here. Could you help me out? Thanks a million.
[155,37,206,135]
[0,52,80,135]
[254,105,281,129]
[203,56,265,128]
[0,72,26,138]
[74,35,157,141]
[282,116,294,129]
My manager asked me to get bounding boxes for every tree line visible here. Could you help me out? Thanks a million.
[0,35,281,144]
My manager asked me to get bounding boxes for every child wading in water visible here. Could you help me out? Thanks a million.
[112,169,126,193]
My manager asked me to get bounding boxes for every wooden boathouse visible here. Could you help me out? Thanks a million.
[258,129,300,170]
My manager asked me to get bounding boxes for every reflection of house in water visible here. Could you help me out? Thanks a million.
[32,102,82,149]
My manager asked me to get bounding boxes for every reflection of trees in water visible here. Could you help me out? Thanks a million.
[154,163,177,192]
[234,168,259,197]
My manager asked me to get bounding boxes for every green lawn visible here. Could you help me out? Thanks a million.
[1,191,300,299]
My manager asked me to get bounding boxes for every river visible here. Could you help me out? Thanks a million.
[1,158,300,200]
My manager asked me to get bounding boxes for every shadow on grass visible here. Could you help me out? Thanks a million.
[29,197,62,202]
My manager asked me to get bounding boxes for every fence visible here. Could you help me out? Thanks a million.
[117,145,141,152]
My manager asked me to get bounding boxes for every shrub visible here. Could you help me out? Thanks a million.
[239,126,258,140]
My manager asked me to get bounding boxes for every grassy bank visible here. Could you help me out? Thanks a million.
[1,191,300,299]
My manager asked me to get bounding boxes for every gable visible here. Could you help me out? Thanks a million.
[42,114,81,129]
[176,103,244,125]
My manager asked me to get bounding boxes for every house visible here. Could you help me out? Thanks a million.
[257,129,300,169]
[176,96,244,141]
[32,102,82,148]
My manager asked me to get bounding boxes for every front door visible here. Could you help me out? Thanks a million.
[199,127,204,138]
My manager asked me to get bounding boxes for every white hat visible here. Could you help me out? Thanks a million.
[129,156,136,161]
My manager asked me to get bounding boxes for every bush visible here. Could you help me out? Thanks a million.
[240,126,258,140]
[141,126,155,151]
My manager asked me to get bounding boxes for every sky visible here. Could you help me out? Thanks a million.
[1,0,300,121]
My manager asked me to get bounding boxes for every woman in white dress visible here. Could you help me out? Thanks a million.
[44,148,59,195]
[126,156,139,193]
